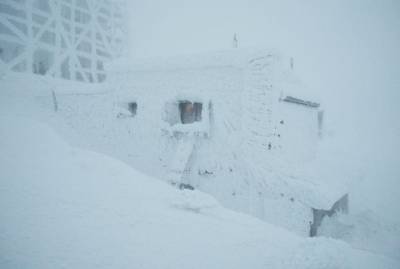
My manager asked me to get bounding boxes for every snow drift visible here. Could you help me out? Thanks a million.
[0,82,399,268]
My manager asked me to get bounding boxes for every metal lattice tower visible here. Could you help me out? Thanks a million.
[0,0,126,83]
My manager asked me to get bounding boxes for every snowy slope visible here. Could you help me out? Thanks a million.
[0,90,399,269]
[1,51,399,263]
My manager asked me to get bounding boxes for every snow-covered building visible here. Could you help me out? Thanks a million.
[33,48,347,237]
[0,0,125,82]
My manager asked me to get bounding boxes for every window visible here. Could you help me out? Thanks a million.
[179,101,202,124]
[128,102,137,116]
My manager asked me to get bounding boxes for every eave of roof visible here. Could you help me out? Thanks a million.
[283,96,320,108]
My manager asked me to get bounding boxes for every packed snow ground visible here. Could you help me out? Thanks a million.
[0,72,399,268]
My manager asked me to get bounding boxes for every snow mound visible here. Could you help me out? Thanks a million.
[0,103,399,268]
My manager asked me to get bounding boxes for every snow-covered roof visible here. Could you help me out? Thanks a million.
[283,172,348,210]
[109,48,282,73]
[109,47,321,105]
[252,157,348,210]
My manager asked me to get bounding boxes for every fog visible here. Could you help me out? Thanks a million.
[126,0,400,220]
[1,1,400,266]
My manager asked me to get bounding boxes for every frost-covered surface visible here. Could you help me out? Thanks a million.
[0,49,367,238]
[1,47,399,264]
[108,48,345,235]
[0,80,399,269]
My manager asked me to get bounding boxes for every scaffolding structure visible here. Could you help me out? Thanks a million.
[0,0,125,82]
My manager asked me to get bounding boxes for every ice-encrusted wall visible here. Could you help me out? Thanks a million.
[36,49,333,236]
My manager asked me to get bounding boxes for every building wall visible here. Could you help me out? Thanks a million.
[0,0,125,82]
[35,59,322,236]
[274,100,319,162]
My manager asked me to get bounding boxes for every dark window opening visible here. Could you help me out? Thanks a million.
[128,102,137,116]
[179,101,202,124]
[309,194,348,237]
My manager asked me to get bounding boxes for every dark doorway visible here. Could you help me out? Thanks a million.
[309,194,348,237]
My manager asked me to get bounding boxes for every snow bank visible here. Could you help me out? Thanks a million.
[0,95,398,268]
